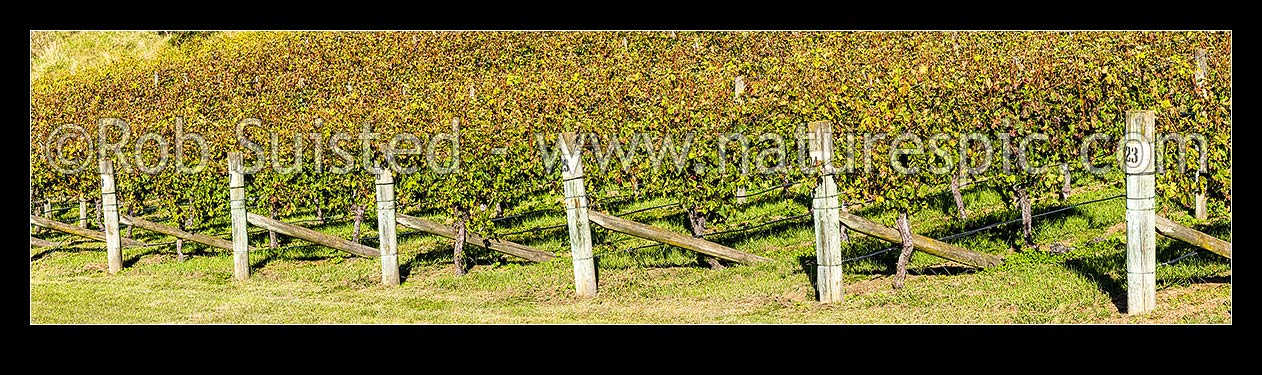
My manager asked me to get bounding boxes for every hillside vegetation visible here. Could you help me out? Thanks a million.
[29,31,1230,323]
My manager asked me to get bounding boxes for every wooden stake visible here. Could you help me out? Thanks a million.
[177,214,192,262]
[1191,50,1211,218]
[1194,49,1209,220]
[79,194,89,229]
[375,167,400,286]
[247,213,380,258]
[809,121,844,303]
[268,202,278,250]
[1154,215,1230,259]
[31,236,58,248]
[1194,194,1208,221]
[588,210,769,264]
[229,152,249,281]
[835,210,1004,268]
[1124,110,1157,315]
[30,215,145,247]
[121,214,241,251]
[561,132,597,297]
[1194,49,1208,99]
[100,160,123,274]
[1060,163,1072,201]
[41,201,51,235]
[396,214,554,262]
[95,199,102,233]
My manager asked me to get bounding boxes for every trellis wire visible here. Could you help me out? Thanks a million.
[701,212,812,238]
[838,193,1127,264]
[1160,251,1199,267]
[490,207,560,223]
[497,223,567,237]
[614,202,678,217]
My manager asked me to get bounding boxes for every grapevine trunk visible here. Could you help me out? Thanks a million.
[894,210,915,290]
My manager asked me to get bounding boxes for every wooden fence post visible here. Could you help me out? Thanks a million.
[1193,48,1209,221]
[79,194,89,229]
[809,121,843,303]
[40,201,51,235]
[734,76,747,205]
[1125,110,1157,315]
[561,132,597,297]
[229,152,249,281]
[375,167,400,286]
[100,160,123,274]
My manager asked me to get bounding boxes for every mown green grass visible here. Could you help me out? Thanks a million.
[28,31,1231,323]
[29,170,1231,323]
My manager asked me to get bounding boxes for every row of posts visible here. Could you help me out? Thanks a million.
[39,161,125,274]
[549,113,1158,315]
[224,153,402,284]
[86,113,1159,315]
[79,51,1188,315]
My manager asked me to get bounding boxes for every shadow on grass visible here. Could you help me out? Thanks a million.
[924,184,997,219]
[176,242,222,259]
[1063,251,1128,313]
[230,216,385,270]
[122,246,165,268]
[908,264,979,276]
[1159,275,1232,290]
[488,216,572,247]
[249,244,342,270]
[788,194,812,212]
[797,254,818,300]
[486,209,558,227]
[464,245,536,268]
[29,240,95,261]
[541,208,719,271]
[595,244,716,270]
[292,220,381,248]
[1152,227,1232,288]
[1193,220,1232,240]
[704,213,813,249]
[399,247,448,282]
[1058,218,1231,314]
[395,219,558,279]
[693,252,732,269]
[780,193,1108,280]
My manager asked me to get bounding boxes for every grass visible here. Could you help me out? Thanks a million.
[29,171,1231,323]
[27,30,1231,323]
[30,31,214,83]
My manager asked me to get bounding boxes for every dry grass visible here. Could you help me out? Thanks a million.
[30,31,172,83]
